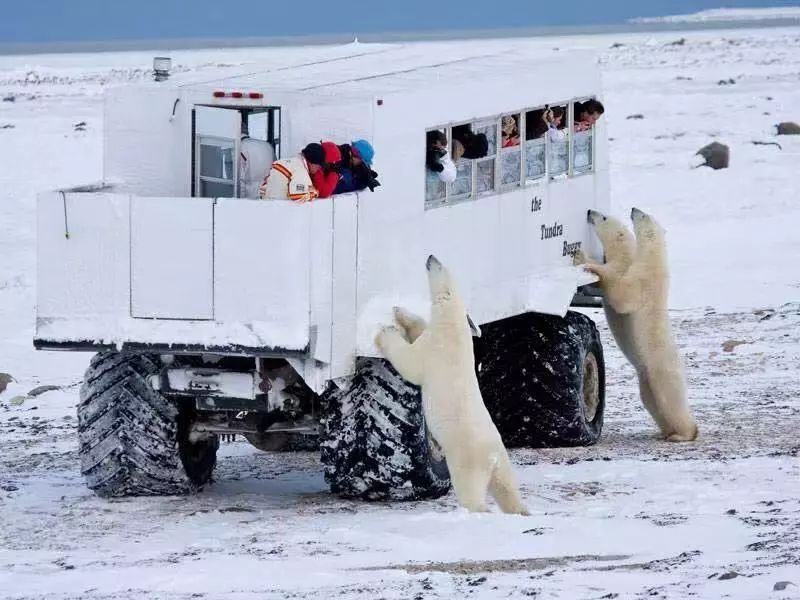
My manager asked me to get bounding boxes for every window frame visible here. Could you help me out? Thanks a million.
[569,96,597,178]
[448,120,477,204]
[196,134,238,198]
[498,111,524,191]
[191,105,282,199]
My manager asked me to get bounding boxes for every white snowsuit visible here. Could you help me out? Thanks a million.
[258,155,318,202]
[239,137,275,199]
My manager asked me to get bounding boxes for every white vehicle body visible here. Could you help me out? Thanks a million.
[35,45,607,394]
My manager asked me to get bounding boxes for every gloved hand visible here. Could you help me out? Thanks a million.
[366,178,381,192]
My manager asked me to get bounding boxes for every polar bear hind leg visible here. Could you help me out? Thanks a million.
[488,452,529,515]
[447,454,493,513]
[392,306,427,342]
[637,373,669,434]
[648,367,698,442]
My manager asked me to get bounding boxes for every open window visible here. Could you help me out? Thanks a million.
[524,108,547,181]
[450,123,473,199]
[571,98,595,175]
[473,120,497,195]
[547,104,569,179]
[192,105,281,198]
[424,128,448,205]
[499,113,521,187]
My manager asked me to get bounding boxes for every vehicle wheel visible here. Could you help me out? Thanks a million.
[319,358,450,501]
[474,310,605,448]
[78,352,219,497]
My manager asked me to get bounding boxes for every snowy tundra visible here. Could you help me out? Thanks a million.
[1,23,799,600]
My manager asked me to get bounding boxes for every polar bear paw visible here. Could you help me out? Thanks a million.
[572,248,588,265]
[375,325,404,353]
[581,262,604,277]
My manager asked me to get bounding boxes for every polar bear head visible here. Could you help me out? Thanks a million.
[630,207,665,244]
[587,209,635,268]
[426,255,481,337]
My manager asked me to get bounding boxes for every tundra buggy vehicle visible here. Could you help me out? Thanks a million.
[35,44,609,500]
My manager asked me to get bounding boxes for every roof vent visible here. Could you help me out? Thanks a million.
[153,56,172,82]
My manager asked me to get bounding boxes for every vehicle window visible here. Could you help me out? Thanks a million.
[524,108,547,181]
[473,120,496,194]
[425,129,449,205]
[547,104,569,178]
[198,136,235,198]
[572,99,596,175]
[451,159,472,197]
[500,113,521,187]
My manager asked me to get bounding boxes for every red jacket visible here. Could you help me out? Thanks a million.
[313,141,342,198]
[311,170,339,198]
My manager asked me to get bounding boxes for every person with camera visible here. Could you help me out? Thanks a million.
[335,139,381,194]
[425,130,456,183]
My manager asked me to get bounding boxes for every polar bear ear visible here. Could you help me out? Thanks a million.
[467,313,482,338]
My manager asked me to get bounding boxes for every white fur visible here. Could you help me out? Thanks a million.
[577,209,698,442]
[375,256,529,514]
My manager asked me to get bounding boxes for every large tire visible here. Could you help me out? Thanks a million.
[319,358,450,501]
[475,310,605,448]
[78,352,219,497]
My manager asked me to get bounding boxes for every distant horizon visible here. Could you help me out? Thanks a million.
[1,15,799,57]
[2,0,799,49]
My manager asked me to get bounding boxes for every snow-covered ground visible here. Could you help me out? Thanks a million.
[2,25,800,600]
[630,7,800,24]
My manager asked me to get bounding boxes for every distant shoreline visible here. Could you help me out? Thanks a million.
[1,18,799,56]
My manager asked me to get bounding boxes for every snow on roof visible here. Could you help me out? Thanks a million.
[177,42,594,99]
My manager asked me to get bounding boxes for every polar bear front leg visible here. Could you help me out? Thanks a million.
[602,272,644,314]
[375,326,425,386]
[392,306,427,343]
[573,248,600,267]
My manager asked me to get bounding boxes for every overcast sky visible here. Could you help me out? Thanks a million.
[2,0,798,43]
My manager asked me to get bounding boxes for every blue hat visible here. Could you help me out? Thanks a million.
[351,139,374,166]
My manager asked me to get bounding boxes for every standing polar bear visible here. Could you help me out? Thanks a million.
[576,208,698,442]
[375,255,529,515]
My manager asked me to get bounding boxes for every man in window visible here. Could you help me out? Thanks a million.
[258,143,324,202]
[574,99,605,132]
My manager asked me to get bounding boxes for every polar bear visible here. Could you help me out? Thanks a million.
[575,211,637,367]
[577,208,698,442]
[375,255,529,514]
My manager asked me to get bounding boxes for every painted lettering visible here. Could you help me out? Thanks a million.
[531,196,543,212]
[540,221,564,240]
[562,240,582,257]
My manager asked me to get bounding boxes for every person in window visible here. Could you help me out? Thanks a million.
[258,142,324,202]
[574,99,605,132]
[335,139,380,194]
[501,115,520,147]
[426,130,456,183]
[527,106,566,141]
[452,125,489,161]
